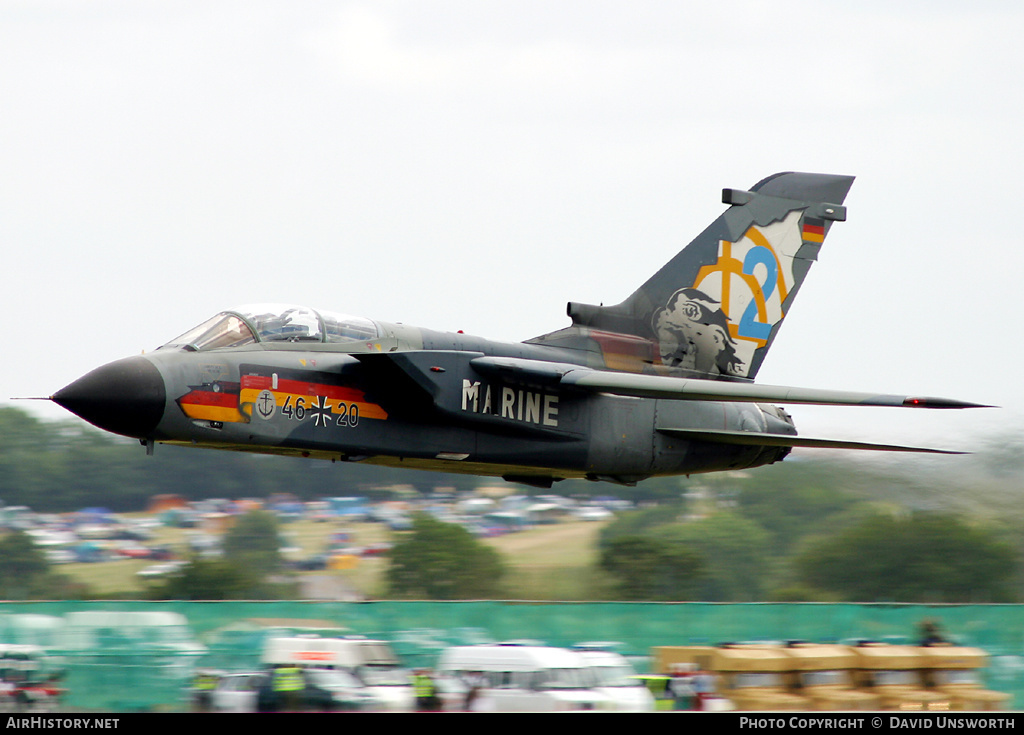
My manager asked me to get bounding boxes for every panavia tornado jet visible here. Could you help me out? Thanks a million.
[52,172,988,488]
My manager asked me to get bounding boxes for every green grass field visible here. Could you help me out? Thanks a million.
[483,521,613,600]
[57,516,611,600]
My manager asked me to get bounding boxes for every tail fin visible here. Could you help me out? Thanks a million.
[536,172,854,380]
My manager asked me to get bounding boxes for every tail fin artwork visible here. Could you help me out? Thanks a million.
[531,172,854,380]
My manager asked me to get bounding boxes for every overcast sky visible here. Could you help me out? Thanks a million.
[3,1,1022,456]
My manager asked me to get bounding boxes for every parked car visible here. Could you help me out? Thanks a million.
[210,672,267,713]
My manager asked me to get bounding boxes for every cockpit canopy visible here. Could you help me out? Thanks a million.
[161,304,379,351]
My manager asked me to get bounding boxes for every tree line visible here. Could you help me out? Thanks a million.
[596,481,1020,604]
[4,406,1024,603]
[0,407,483,511]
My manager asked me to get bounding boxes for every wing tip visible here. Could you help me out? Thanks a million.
[902,397,997,409]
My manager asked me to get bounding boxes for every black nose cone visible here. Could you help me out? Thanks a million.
[53,356,166,439]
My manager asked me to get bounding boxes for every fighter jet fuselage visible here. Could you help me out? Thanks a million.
[52,173,986,488]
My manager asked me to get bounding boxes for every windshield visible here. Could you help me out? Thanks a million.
[933,670,980,685]
[321,310,379,343]
[161,304,379,351]
[357,664,410,687]
[869,670,918,686]
[306,669,362,691]
[588,665,640,688]
[164,313,257,351]
[799,670,851,687]
[733,672,784,688]
[243,304,323,342]
[536,667,591,691]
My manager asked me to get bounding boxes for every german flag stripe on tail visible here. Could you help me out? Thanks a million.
[802,217,826,243]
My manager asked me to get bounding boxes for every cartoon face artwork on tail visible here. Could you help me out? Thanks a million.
[653,209,809,377]
[653,288,742,375]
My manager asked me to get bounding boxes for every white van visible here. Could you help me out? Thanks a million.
[574,648,656,712]
[436,643,606,712]
[262,636,414,712]
[59,610,206,677]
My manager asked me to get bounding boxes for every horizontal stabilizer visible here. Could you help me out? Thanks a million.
[658,428,967,455]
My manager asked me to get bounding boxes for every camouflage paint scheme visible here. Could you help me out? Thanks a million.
[53,173,987,488]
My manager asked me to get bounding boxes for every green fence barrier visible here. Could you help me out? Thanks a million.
[0,601,1021,711]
